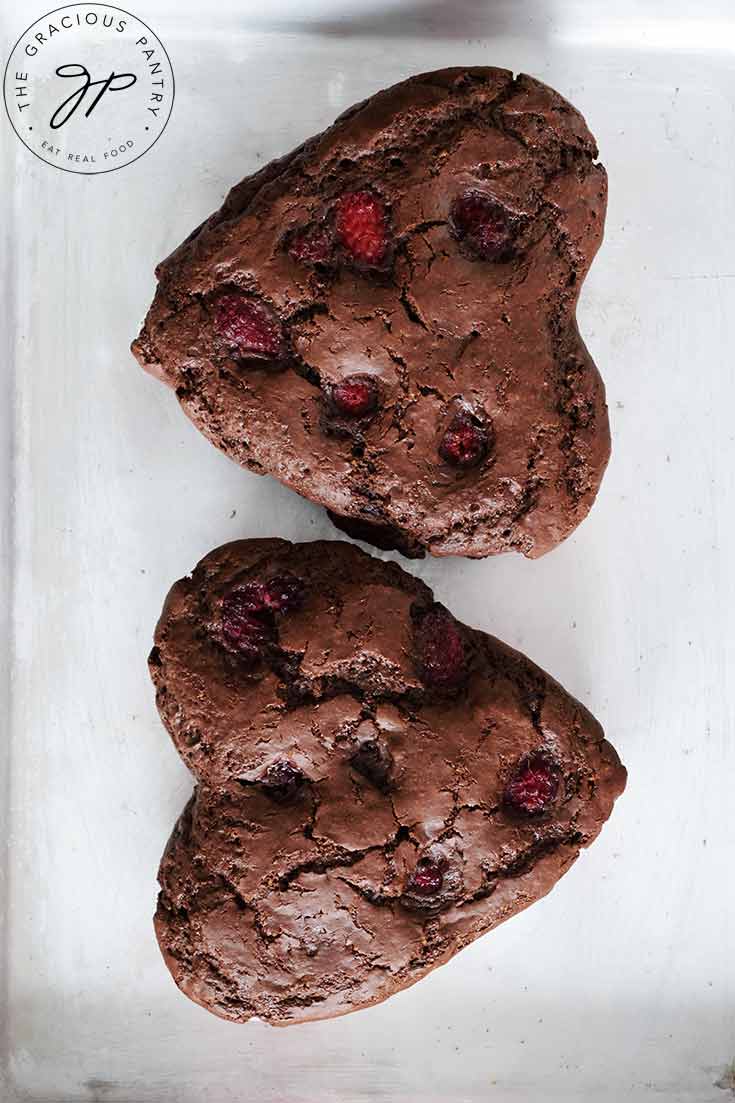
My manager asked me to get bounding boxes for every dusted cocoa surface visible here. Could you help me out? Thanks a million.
[152,539,625,1024]
[132,67,610,560]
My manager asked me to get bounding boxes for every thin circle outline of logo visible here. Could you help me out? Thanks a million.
[3,3,175,175]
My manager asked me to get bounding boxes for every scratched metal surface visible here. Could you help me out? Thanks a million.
[1,0,734,1099]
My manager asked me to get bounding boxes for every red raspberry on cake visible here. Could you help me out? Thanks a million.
[504,753,560,815]
[329,375,379,419]
[335,190,389,267]
[450,190,518,261]
[214,293,285,365]
[439,409,491,468]
[413,605,468,692]
[288,224,334,267]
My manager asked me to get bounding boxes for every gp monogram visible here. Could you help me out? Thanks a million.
[3,4,174,174]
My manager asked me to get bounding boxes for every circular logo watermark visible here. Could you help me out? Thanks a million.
[3,3,174,174]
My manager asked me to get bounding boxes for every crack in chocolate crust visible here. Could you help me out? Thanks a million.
[152,539,626,1024]
[132,67,610,560]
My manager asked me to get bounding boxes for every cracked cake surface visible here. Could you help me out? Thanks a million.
[152,539,626,1024]
[132,67,610,560]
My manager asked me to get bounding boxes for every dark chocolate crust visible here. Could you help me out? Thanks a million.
[133,68,610,559]
[152,539,625,1024]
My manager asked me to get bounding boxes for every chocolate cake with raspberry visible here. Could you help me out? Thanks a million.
[132,67,610,559]
[151,539,625,1023]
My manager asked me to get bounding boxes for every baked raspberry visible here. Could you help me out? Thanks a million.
[406,857,444,896]
[439,410,489,468]
[288,225,334,266]
[413,605,468,691]
[215,293,285,361]
[221,588,275,660]
[335,191,389,266]
[226,581,267,615]
[504,754,560,815]
[330,375,379,418]
[262,575,305,614]
[261,760,304,802]
[450,191,516,261]
[220,575,304,659]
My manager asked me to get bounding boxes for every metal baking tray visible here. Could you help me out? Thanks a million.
[2,0,733,1098]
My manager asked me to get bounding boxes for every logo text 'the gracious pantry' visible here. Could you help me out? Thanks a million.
[3,4,174,174]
